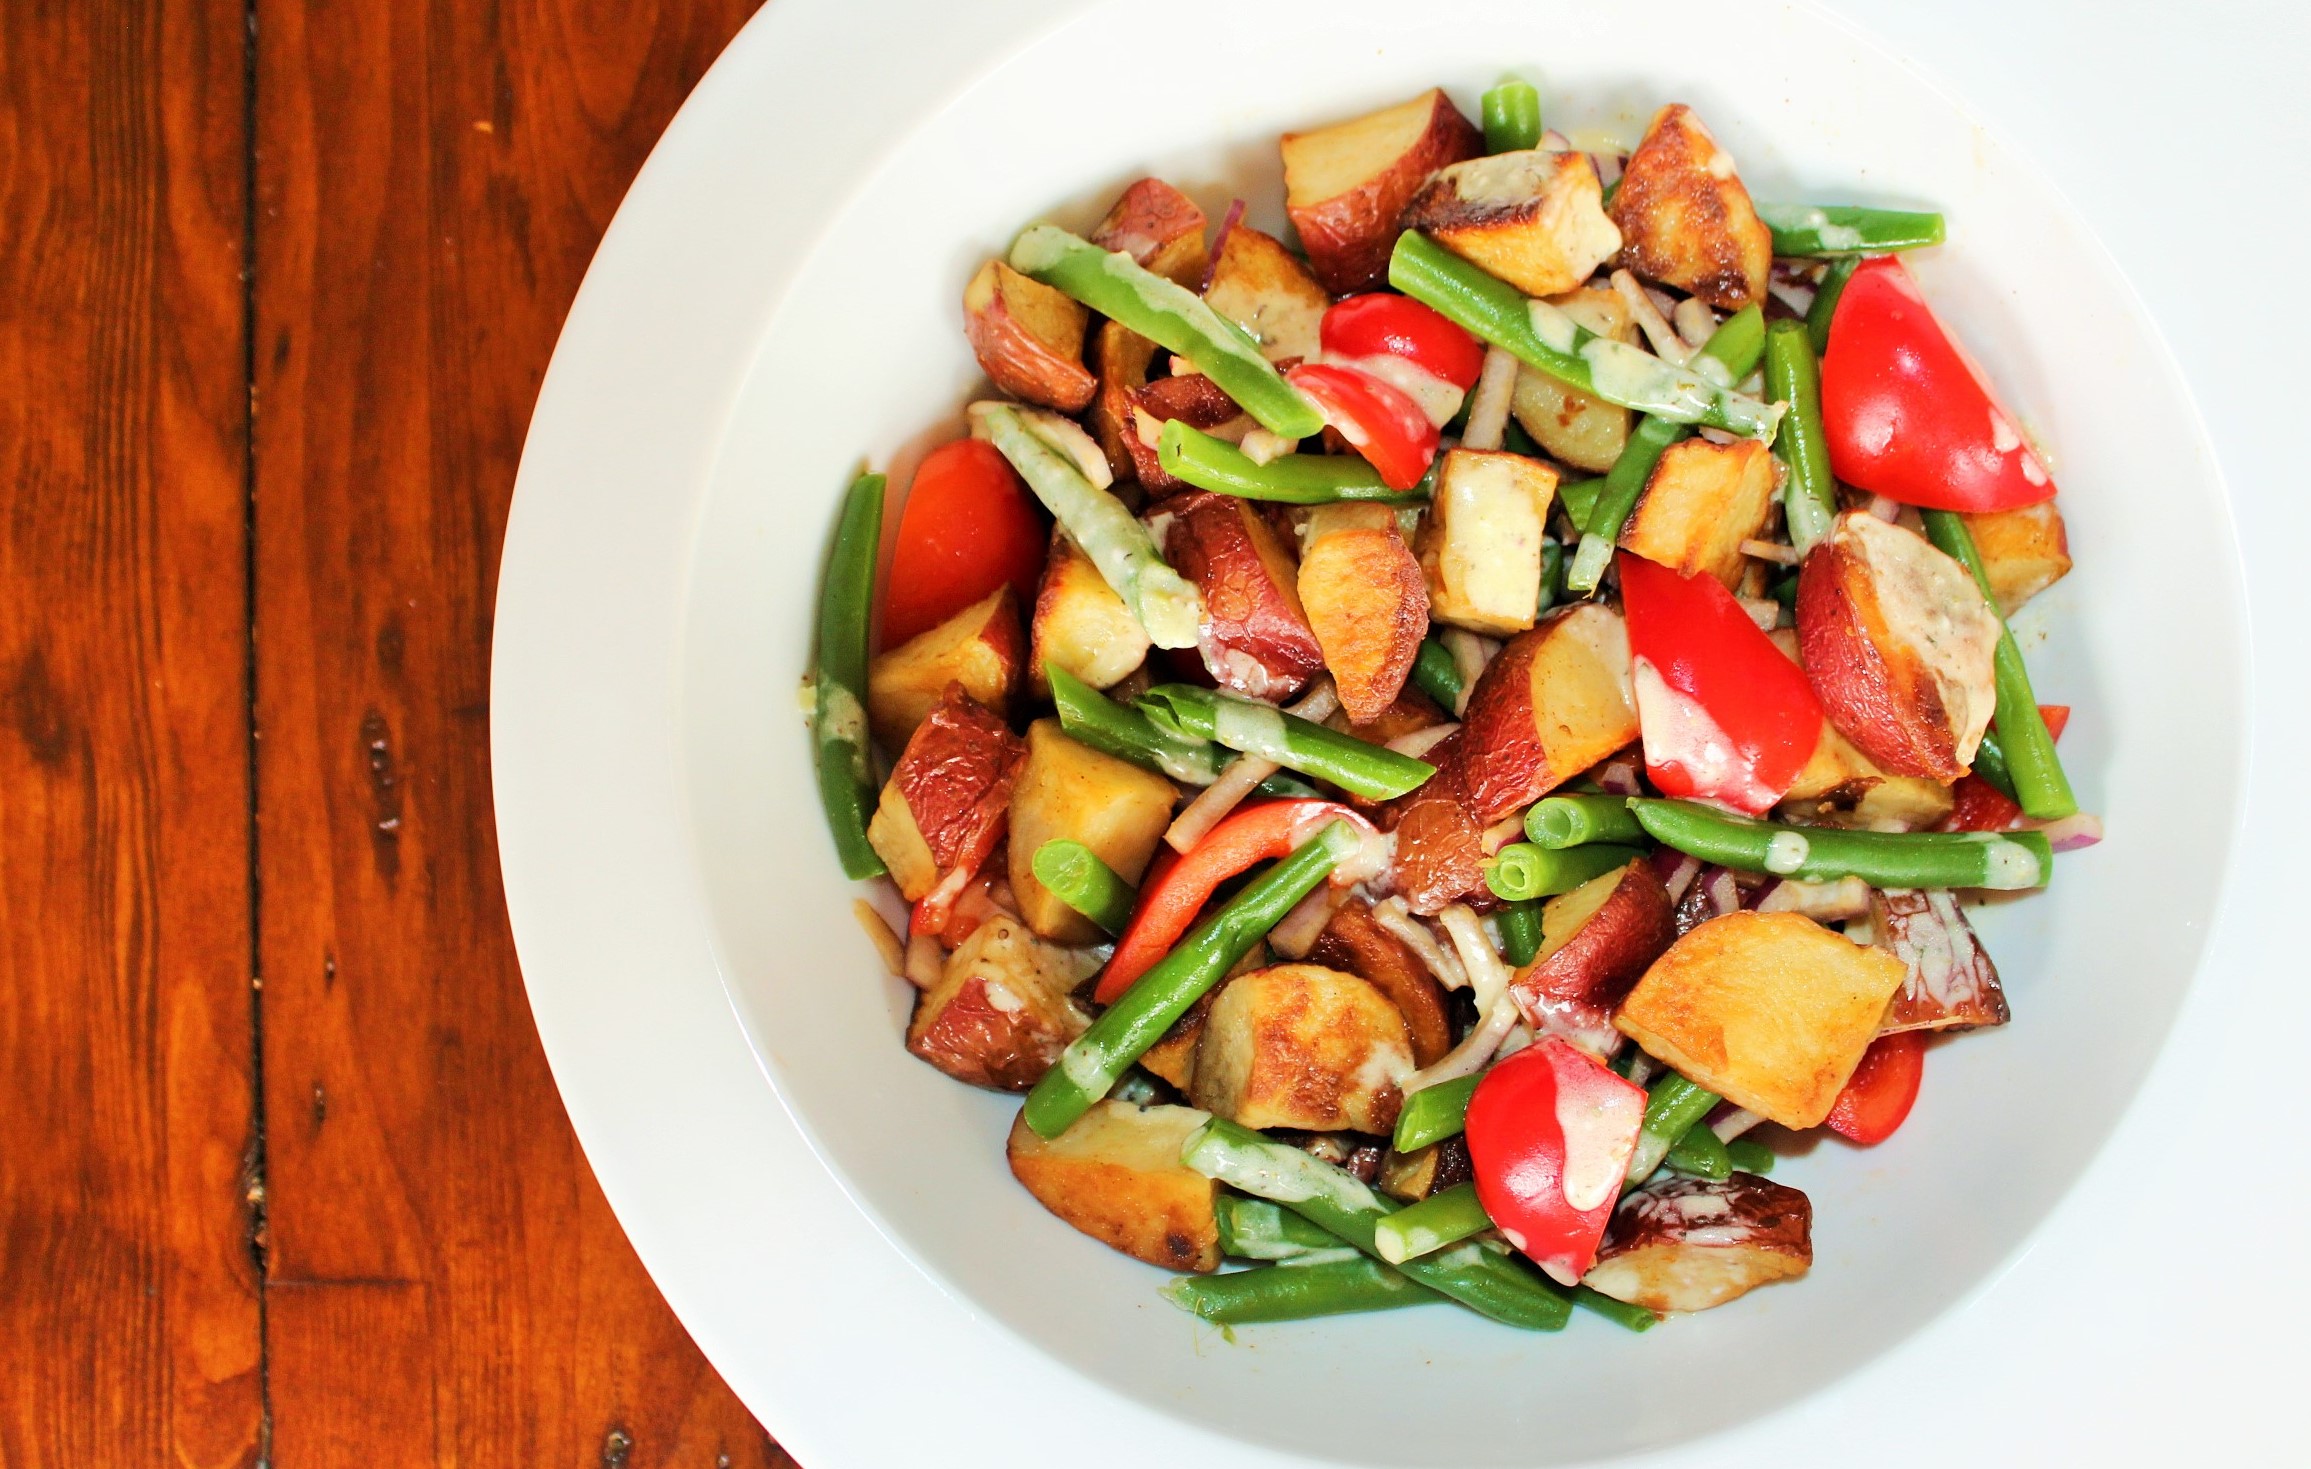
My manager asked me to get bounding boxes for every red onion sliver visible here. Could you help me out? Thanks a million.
[1707,868,1741,917]
[1201,198,1245,292]
[2035,811,2105,852]
[1663,855,1703,904]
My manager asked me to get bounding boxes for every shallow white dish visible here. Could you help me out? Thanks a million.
[493,1,2255,1463]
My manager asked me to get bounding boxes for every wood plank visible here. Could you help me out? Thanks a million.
[0,2,263,1467]
[250,0,793,1462]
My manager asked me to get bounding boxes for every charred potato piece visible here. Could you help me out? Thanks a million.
[1584,1173,1812,1313]
[1443,603,1639,826]
[1963,500,2072,616]
[962,259,1095,412]
[1165,491,1325,700]
[1401,147,1621,298]
[1280,88,1483,294]
[1615,910,1909,1129]
[866,683,1027,900]
[1510,288,1635,473]
[1298,501,1428,723]
[1618,436,1777,588]
[1030,529,1150,697]
[908,913,1098,1091]
[1872,887,2010,1034]
[1189,963,1415,1133]
[1378,1134,1473,1203]
[1203,223,1329,364]
[1007,719,1178,944]
[1608,104,1773,310]
[1306,896,1454,1066]
[1510,858,1676,1055]
[1007,1101,1221,1271]
[867,585,1025,751]
[1090,320,1161,483]
[1419,449,1558,636]
[1090,177,1209,288]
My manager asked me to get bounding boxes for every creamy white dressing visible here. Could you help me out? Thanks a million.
[1556,1077,1647,1213]
[1211,697,1294,763]
[1323,351,1466,429]
[1979,838,2043,890]
[1764,830,1813,875]
[1631,657,1780,814]
[1190,1132,1385,1213]
[816,683,867,749]
[1059,1037,1110,1090]
[1840,514,2001,761]
[1526,299,1582,355]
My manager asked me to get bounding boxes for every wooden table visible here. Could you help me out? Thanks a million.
[1,2,793,1462]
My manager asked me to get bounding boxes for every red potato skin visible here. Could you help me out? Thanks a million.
[1284,93,1483,294]
[889,683,1027,875]
[961,262,1096,413]
[1796,525,1970,781]
[1510,861,1676,1031]
[1384,752,1491,915]
[1091,177,1208,287]
[906,973,1070,1092]
[1306,898,1455,1067]
[1125,373,1245,496]
[1163,492,1325,699]
[1437,610,1633,828]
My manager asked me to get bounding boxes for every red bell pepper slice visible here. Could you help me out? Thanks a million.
[1618,552,1823,814]
[1092,799,1375,1004]
[1284,361,1440,491]
[1944,705,2071,832]
[1819,257,2057,513]
[1319,293,1487,391]
[1825,1030,1926,1145]
[879,438,1047,649]
[1465,1038,1648,1286]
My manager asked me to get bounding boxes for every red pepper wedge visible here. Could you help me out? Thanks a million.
[1820,257,2057,513]
[1465,1038,1648,1286]
[1284,361,1440,491]
[879,438,1047,649]
[1824,1031,1926,1145]
[1319,293,1487,391]
[1092,799,1375,1004]
[1618,552,1823,814]
[1945,704,2071,833]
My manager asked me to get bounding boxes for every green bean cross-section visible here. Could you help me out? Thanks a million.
[1486,843,1644,903]
[1525,794,1645,849]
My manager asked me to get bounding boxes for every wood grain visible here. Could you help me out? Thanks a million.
[0,2,263,1467]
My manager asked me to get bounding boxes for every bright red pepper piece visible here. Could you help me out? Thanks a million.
[1284,362,1440,491]
[879,438,1047,649]
[1092,800,1376,1004]
[1944,704,2071,833]
[1825,1031,1926,1145]
[1820,257,2057,513]
[1618,552,1823,814]
[1319,293,1487,391]
[1465,1038,1647,1286]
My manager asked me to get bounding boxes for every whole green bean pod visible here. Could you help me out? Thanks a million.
[1410,636,1465,712]
[1566,306,1770,592]
[1392,1074,1480,1152]
[1626,1073,1721,1187]
[1665,1120,1733,1180]
[1389,232,1783,438]
[1525,794,1644,849]
[1030,840,1137,936]
[1139,685,1437,801]
[1497,901,1544,967]
[1182,1118,1573,1331]
[1757,202,1945,257]
[1807,256,1857,358]
[1764,319,1838,554]
[1163,1258,1444,1325]
[1025,823,1358,1137]
[1725,1137,1776,1175]
[1536,539,1565,617]
[1481,79,1542,153]
[1629,798,2054,890]
[1573,1287,1661,1333]
[1373,1182,1491,1264]
[1048,666,1225,784]
[1556,477,1603,535]
[813,472,887,879]
[1215,1195,1349,1260]
[1009,225,1323,439]
[1157,420,1425,504]
[1486,842,1644,902]
[1919,509,2079,820]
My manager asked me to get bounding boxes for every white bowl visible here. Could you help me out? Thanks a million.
[495,0,2245,1462]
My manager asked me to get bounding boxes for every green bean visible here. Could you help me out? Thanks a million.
[1665,1119,1733,1180]
[1626,1073,1720,1187]
[1410,636,1464,711]
[1536,538,1564,617]
[1389,232,1783,438]
[1556,477,1603,534]
[1566,306,1770,592]
[1373,1182,1491,1264]
[812,472,887,880]
[1024,822,1357,1137]
[1969,726,2019,802]
[1030,840,1137,936]
[1807,256,1856,359]
[1481,79,1542,153]
[1155,420,1425,504]
[1139,685,1436,801]
[1758,202,1945,257]
[1497,901,1544,967]
[1919,510,2079,820]
[1485,842,1644,902]
[1254,770,1324,800]
[1163,1258,1443,1324]
[1182,1119,1573,1330]
[1764,319,1837,555]
[1215,1194,1347,1261]
[1394,1074,1480,1151]
[1629,798,2054,891]
[1725,1137,1776,1175]
[1574,1287,1661,1333]
[1525,794,1644,849]
[1048,665,1225,784]
[1502,414,1544,460]
[1009,225,1323,439]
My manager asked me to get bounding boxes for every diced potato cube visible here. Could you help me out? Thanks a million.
[1608,104,1772,310]
[1202,224,1329,364]
[1006,720,1177,943]
[1419,449,1557,635]
[866,683,1025,899]
[1189,963,1414,1133]
[867,586,1024,751]
[1510,288,1635,473]
[1400,148,1622,298]
[1963,500,2072,616]
[1007,1101,1221,1271]
[1031,530,1149,696]
[1138,993,1211,1091]
[908,914,1098,1091]
[1618,436,1776,587]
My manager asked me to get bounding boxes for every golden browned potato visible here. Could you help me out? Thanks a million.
[1030,529,1149,696]
[1202,223,1330,364]
[1298,502,1427,724]
[908,914,1099,1091]
[865,684,1026,900]
[1618,436,1777,588]
[1419,449,1558,636]
[866,586,1024,751]
[1441,603,1639,826]
[1609,104,1772,310]
[1090,177,1209,288]
[1305,896,1453,1066]
[1006,719,1177,943]
[1872,887,2010,1033]
[1401,148,1621,297]
[962,259,1094,412]
[1089,320,1160,483]
[1584,1173,1812,1313]
[1963,500,2072,615]
[1138,993,1212,1091]
[1615,910,1909,1128]
[1189,963,1414,1133]
[1510,287,1634,473]
[1006,1101,1221,1271]
[1281,89,1482,294]
[1778,711,1955,833]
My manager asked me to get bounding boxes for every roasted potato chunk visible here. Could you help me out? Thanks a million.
[907,913,1098,1091]
[1378,1134,1472,1203]
[1344,685,1449,745]
[1608,104,1772,310]
[1510,287,1634,473]
[1615,910,1909,1128]
[1189,963,1414,1133]
[1006,719,1177,944]
[1419,449,1557,636]
[1007,1101,1221,1271]
[1584,1174,1812,1313]
[1280,88,1482,294]
[1778,710,1956,833]
[962,259,1094,412]
[1138,993,1212,1091]
[1510,859,1676,1056]
[1618,436,1777,588]
[1401,147,1621,298]
[1030,529,1150,696]
[1165,491,1324,700]
[1386,769,1490,914]
[1124,371,1244,496]
[867,585,1024,752]
[1871,887,2010,1034]
[1441,603,1639,826]
[1307,896,1453,1066]
[1089,320,1161,483]
[1963,500,2072,616]
[1203,223,1329,364]
[866,683,1026,900]
[1298,502,1427,723]
[1090,177,1209,288]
